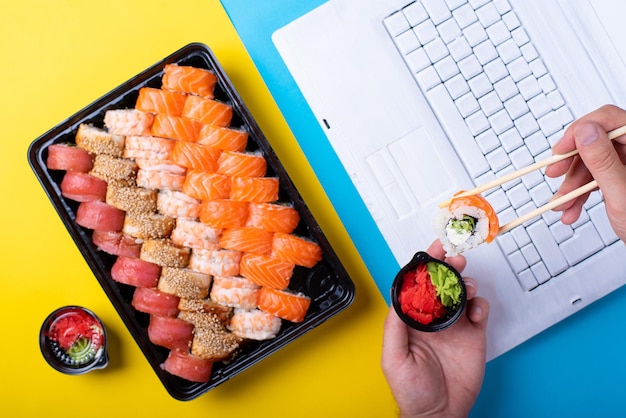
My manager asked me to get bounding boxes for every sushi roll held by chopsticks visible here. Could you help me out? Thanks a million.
[435,192,499,257]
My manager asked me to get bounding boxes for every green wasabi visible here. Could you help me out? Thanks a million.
[426,261,462,307]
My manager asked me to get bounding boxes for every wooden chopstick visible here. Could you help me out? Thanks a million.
[438,124,626,208]
[498,179,598,235]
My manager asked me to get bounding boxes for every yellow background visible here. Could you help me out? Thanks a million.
[0,1,396,416]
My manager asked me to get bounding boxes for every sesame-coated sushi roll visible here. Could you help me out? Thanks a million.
[140,239,190,268]
[75,123,125,157]
[435,192,499,257]
[157,266,212,299]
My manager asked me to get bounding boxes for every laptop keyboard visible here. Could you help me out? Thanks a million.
[383,0,619,291]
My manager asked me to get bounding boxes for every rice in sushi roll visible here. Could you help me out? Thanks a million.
[435,192,499,256]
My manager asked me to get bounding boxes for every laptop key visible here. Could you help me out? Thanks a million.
[526,221,568,275]
[559,222,604,265]
[426,84,490,177]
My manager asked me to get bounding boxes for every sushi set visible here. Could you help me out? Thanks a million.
[28,43,355,400]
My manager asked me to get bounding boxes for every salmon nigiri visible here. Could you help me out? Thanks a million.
[271,233,322,268]
[230,176,279,203]
[239,253,294,290]
[151,113,203,142]
[199,199,249,229]
[170,140,221,172]
[218,226,274,256]
[246,202,300,233]
[257,287,311,323]
[182,171,231,201]
[161,63,218,98]
[197,125,248,152]
[216,151,267,178]
[135,87,187,116]
[182,95,232,127]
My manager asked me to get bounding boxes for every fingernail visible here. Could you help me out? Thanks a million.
[575,123,599,146]
[470,304,483,320]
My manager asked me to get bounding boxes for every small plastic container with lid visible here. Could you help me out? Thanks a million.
[39,306,108,375]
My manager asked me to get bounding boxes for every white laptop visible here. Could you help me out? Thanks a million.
[272,0,626,360]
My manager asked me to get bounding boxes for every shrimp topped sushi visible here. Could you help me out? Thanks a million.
[435,192,499,256]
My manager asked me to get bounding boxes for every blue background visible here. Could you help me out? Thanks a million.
[220,1,626,416]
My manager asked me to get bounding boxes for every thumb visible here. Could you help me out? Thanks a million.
[574,122,626,196]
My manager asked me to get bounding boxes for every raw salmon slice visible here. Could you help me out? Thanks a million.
[162,63,218,98]
[151,113,203,142]
[104,109,154,136]
[228,308,282,340]
[230,176,279,203]
[135,87,187,116]
[182,170,231,201]
[170,140,221,172]
[216,151,267,178]
[239,253,294,290]
[246,202,300,233]
[218,226,274,255]
[182,95,232,127]
[198,125,248,152]
[199,199,249,229]
[257,287,311,323]
[271,232,322,268]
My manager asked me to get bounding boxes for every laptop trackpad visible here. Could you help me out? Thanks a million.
[365,127,458,218]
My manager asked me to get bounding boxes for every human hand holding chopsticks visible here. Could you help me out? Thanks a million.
[545,105,626,242]
[439,105,626,239]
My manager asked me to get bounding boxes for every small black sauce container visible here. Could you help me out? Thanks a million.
[391,251,467,332]
[40,306,109,375]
